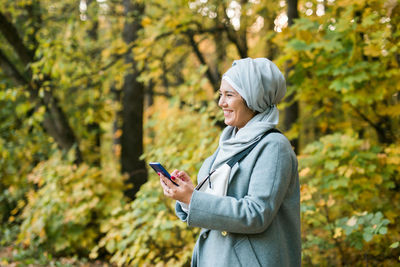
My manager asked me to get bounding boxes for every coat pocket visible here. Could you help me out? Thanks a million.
[233,236,261,267]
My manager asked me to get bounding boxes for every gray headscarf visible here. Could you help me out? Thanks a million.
[211,57,286,169]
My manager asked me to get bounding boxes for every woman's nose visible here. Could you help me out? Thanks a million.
[218,96,226,107]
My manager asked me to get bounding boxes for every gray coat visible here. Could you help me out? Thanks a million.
[176,132,301,267]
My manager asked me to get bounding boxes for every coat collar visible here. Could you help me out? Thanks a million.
[205,147,219,173]
[200,148,240,186]
[197,148,219,182]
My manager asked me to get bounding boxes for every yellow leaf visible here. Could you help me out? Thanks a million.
[300,184,316,202]
[23,237,31,246]
[114,129,122,138]
[141,17,152,27]
[11,208,19,215]
[363,41,382,57]
[299,167,311,177]
[346,216,357,227]
[327,195,335,207]
[333,227,343,239]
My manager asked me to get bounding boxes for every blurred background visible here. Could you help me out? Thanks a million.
[0,0,399,266]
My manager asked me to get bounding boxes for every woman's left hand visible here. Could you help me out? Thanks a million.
[159,170,194,205]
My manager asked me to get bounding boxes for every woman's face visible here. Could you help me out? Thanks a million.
[218,80,256,129]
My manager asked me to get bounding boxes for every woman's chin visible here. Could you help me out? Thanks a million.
[224,119,235,127]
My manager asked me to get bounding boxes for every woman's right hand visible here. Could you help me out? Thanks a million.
[159,169,195,205]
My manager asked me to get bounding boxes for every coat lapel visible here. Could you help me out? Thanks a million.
[228,162,240,184]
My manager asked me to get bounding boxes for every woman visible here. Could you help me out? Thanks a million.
[159,58,301,267]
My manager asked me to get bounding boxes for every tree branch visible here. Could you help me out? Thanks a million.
[221,3,248,58]
[26,2,42,51]
[187,33,219,91]
[348,103,396,144]
[0,10,83,163]
[0,11,34,65]
[349,104,380,130]
[155,21,225,41]
[0,49,29,85]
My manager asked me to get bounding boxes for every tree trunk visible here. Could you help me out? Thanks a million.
[282,0,299,153]
[120,0,147,199]
[85,0,101,166]
[42,89,83,163]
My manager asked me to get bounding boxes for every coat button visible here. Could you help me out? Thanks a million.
[221,231,227,236]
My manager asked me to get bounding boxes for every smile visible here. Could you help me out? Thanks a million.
[223,110,233,116]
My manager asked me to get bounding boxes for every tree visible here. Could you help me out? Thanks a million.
[0,6,83,162]
[282,0,299,152]
[278,0,400,145]
[119,0,148,199]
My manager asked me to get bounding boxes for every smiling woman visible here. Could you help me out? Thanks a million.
[218,80,256,130]
[158,58,301,267]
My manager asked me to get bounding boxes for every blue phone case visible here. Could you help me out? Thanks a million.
[149,162,179,186]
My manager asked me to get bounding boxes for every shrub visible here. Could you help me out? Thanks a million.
[299,133,400,266]
[90,179,197,266]
[90,99,219,266]
[17,152,126,256]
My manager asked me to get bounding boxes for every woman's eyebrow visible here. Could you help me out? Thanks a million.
[219,89,238,95]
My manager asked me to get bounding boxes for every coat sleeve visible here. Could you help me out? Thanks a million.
[175,201,189,222]
[174,151,217,222]
[186,138,296,234]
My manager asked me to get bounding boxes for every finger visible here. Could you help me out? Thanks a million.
[171,169,179,177]
[175,171,185,181]
[159,172,169,182]
[177,172,194,187]
[159,174,167,186]
[163,187,172,197]
[177,171,190,181]
[160,179,173,195]
[171,175,183,186]
[159,177,170,191]
[159,176,166,187]
[160,174,176,188]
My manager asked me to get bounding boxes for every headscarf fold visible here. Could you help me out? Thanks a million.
[211,58,286,169]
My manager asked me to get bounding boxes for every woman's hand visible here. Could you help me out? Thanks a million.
[159,169,195,205]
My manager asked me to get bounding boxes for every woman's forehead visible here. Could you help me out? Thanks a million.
[219,80,238,94]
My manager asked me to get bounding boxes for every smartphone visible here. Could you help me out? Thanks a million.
[149,162,179,186]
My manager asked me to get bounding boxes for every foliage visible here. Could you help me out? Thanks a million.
[0,84,52,229]
[90,97,220,266]
[17,152,126,256]
[299,133,400,266]
[275,0,400,145]
[0,245,112,267]
[1,0,400,266]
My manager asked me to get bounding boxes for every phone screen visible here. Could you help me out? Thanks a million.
[149,162,179,186]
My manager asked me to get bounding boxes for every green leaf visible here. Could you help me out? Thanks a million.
[363,232,373,242]
[378,227,387,235]
[390,242,399,249]
[288,39,310,51]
